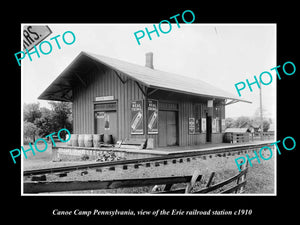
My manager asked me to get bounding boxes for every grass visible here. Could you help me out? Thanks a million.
[22,144,275,194]
[245,158,274,193]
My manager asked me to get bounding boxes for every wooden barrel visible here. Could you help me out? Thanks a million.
[103,134,113,144]
[84,134,93,147]
[93,134,103,147]
[71,134,78,146]
[78,134,85,147]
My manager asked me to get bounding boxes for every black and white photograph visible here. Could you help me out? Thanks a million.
[4,5,298,223]
[21,24,276,195]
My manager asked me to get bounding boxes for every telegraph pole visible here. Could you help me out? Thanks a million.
[259,80,264,141]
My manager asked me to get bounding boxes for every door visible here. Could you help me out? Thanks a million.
[206,114,212,142]
[95,111,117,143]
[158,110,178,147]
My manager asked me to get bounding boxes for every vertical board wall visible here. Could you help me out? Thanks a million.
[72,66,226,147]
[72,66,144,141]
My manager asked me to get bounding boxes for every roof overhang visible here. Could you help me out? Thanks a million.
[38,51,252,104]
[38,52,97,102]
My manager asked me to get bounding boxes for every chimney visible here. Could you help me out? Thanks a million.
[145,52,154,69]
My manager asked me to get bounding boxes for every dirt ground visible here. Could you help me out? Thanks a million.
[23,144,275,194]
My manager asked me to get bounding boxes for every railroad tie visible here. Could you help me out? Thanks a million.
[109,166,115,171]
[81,171,88,175]
[57,172,68,177]
[31,175,46,181]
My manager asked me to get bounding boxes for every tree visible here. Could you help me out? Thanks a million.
[234,116,251,128]
[262,119,270,132]
[251,117,271,132]
[24,121,39,143]
[34,107,54,137]
[225,118,235,129]
[23,103,41,123]
[48,101,73,138]
[23,101,73,140]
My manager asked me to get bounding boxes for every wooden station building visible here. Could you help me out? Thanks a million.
[39,52,250,148]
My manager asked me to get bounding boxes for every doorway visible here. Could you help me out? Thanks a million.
[158,110,178,147]
[206,114,212,142]
[95,110,117,144]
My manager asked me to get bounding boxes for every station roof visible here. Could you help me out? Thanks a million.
[38,51,251,103]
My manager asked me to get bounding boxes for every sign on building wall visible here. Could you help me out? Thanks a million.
[130,100,144,134]
[212,118,217,133]
[104,113,110,130]
[189,118,195,134]
[147,100,158,134]
[221,119,226,132]
[95,96,114,101]
[201,118,206,133]
[95,111,105,119]
[195,119,200,133]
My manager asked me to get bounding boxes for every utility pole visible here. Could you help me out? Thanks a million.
[259,81,264,141]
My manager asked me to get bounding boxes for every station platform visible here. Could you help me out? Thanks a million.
[54,139,275,162]
[119,140,274,156]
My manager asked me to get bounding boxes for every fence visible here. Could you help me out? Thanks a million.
[24,161,248,194]
[252,132,275,141]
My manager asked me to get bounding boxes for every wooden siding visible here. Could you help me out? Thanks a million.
[73,66,144,141]
[149,90,225,147]
[72,67,226,147]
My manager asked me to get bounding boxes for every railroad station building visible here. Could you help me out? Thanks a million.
[39,51,249,148]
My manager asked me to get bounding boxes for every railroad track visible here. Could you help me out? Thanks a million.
[23,142,272,177]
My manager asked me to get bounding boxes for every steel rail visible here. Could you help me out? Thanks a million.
[23,142,272,177]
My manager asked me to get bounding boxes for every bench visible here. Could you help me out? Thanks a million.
[118,138,147,149]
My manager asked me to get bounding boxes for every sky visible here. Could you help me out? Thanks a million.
[22,23,276,119]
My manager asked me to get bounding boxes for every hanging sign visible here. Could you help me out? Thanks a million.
[130,100,144,134]
[207,100,213,107]
[23,25,52,52]
[189,118,195,134]
[147,100,158,134]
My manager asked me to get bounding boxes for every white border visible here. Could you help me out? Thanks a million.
[20,23,277,197]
